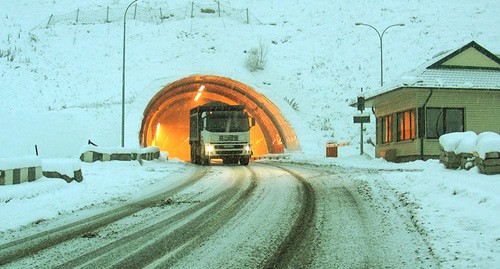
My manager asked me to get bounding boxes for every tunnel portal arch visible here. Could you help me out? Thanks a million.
[140,75,299,161]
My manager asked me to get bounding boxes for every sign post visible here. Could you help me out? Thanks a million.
[354,96,370,155]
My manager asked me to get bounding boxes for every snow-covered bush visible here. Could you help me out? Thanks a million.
[283,96,299,111]
[0,48,15,61]
[245,41,267,72]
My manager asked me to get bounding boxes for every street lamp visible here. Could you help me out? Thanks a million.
[121,0,139,147]
[355,22,404,86]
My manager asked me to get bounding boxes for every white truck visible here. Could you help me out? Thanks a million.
[189,101,254,165]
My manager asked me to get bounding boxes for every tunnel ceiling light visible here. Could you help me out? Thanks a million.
[194,92,202,101]
[194,84,205,101]
[155,122,161,141]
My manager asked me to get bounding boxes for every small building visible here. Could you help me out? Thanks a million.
[363,41,500,162]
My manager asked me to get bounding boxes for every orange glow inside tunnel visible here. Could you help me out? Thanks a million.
[149,97,269,161]
[140,75,299,162]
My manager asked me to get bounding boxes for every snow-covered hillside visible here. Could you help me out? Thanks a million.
[1,0,499,158]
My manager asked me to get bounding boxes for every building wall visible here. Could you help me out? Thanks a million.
[426,89,500,132]
[373,87,500,162]
[373,88,421,161]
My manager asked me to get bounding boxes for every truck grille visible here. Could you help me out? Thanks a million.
[214,144,244,150]
[218,150,243,155]
[219,135,238,142]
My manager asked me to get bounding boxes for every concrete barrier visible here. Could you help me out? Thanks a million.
[0,156,43,185]
[79,146,161,163]
[141,147,161,160]
[252,154,290,161]
[42,159,83,183]
[42,170,83,183]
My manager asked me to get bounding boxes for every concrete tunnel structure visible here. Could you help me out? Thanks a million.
[139,75,299,161]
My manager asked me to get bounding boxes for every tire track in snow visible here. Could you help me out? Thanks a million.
[43,166,257,268]
[110,166,258,268]
[272,162,441,268]
[259,163,317,269]
[0,165,209,267]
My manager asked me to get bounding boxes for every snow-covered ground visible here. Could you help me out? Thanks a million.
[1,157,498,267]
[283,155,499,268]
[1,0,499,267]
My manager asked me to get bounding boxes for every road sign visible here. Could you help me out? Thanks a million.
[353,115,370,123]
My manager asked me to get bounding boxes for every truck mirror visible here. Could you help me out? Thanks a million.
[251,117,256,127]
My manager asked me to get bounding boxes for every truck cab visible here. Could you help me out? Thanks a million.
[189,102,254,165]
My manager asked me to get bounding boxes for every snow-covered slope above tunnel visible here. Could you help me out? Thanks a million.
[1,0,499,158]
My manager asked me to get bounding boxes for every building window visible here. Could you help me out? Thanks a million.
[426,108,464,139]
[380,114,393,144]
[397,109,416,141]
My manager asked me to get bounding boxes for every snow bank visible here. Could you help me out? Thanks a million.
[79,145,160,155]
[439,132,500,158]
[476,132,500,159]
[79,145,141,155]
[439,131,477,153]
[42,159,82,178]
[455,133,478,154]
[0,156,42,170]
[142,146,160,153]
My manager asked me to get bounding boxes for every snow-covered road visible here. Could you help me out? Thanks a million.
[0,161,441,268]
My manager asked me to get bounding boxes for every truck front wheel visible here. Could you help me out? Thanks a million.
[201,156,209,165]
[240,156,250,166]
[190,147,198,164]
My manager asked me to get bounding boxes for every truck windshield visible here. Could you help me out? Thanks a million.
[205,111,250,132]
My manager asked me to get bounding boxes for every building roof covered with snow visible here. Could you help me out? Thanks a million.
[366,41,500,102]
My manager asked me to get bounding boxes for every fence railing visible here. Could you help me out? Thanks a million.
[34,2,263,30]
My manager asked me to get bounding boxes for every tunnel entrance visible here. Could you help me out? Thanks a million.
[140,75,299,161]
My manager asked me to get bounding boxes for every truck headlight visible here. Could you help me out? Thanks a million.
[206,144,214,155]
[245,144,251,153]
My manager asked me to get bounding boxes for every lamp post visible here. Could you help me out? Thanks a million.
[121,0,139,147]
[355,22,404,86]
